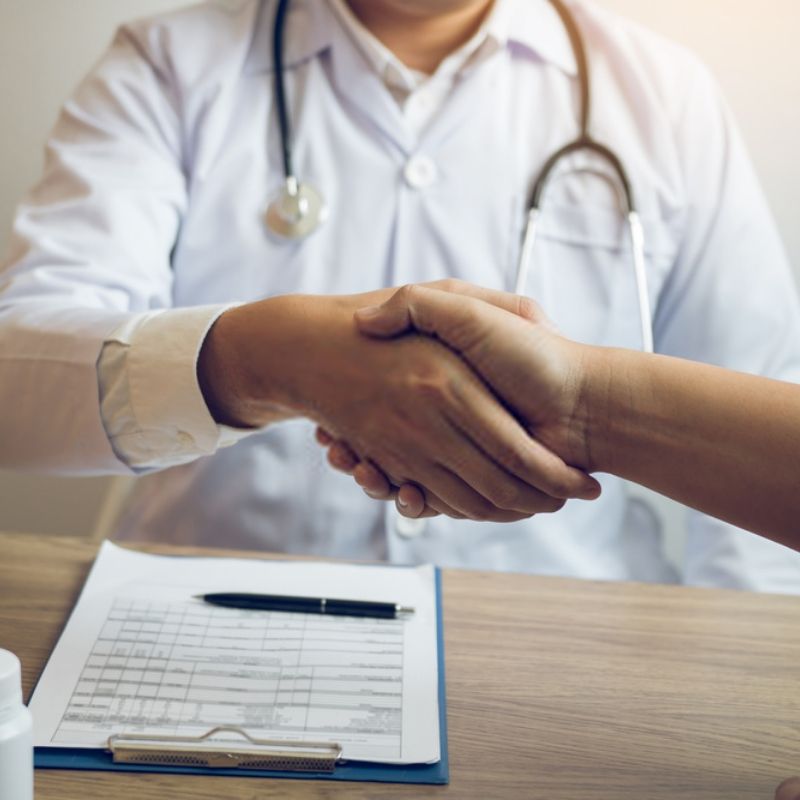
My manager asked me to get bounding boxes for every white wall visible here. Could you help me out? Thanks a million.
[1,0,798,537]
[0,1,186,535]
[600,0,800,286]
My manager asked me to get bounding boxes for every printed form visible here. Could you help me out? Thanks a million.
[29,542,440,764]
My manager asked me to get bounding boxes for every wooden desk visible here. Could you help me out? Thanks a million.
[1,532,798,799]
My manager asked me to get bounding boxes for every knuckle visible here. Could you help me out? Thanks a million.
[458,302,483,330]
[461,495,497,522]
[542,496,567,514]
[486,481,521,511]
[397,283,415,301]
[389,284,416,311]
[429,277,463,294]
[516,295,543,322]
[409,371,454,404]
[496,441,529,478]
[542,474,573,499]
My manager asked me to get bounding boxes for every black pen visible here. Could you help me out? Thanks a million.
[194,592,415,619]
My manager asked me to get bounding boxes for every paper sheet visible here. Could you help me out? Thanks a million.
[30,542,440,764]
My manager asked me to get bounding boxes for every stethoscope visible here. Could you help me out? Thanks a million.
[265,0,654,353]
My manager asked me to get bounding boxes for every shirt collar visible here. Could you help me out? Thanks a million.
[328,0,497,94]
[489,0,578,76]
[243,0,335,75]
[243,0,577,77]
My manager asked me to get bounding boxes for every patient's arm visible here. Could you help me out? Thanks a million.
[322,281,800,550]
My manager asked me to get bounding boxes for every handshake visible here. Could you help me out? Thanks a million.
[201,276,800,545]
[312,280,608,522]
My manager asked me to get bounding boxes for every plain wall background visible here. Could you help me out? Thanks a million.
[1,0,799,539]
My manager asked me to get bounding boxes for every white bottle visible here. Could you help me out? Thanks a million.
[0,650,33,800]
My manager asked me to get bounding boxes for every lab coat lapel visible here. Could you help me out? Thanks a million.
[420,49,507,153]
[327,19,414,157]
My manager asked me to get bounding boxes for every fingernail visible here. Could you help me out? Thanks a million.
[579,483,602,501]
[397,496,408,508]
[356,305,381,318]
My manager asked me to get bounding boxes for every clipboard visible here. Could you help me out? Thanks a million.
[33,570,449,785]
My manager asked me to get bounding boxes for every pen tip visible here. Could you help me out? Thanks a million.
[396,606,415,615]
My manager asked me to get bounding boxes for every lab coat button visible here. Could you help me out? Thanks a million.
[395,515,427,539]
[404,156,438,189]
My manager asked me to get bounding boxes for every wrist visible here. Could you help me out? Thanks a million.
[197,297,309,428]
[197,307,255,427]
[198,293,371,429]
[574,346,645,475]
[567,343,615,473]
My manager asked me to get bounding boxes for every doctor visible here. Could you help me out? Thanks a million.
[2,0,800,590]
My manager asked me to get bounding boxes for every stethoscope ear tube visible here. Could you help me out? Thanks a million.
[628,211,654,353]
[272,0,294,182]
[515,204,653,354]
[515,1,654,352]
[266,0,327,239]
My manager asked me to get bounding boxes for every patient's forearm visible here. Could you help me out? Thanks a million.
[585,348,800,547]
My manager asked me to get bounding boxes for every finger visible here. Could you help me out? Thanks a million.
[363,417,532,521]
[419,464,533,522]
[352,464,444,518]
[315,426,335,446]
[394,482,464,519]
[358,483,440,518]
[327,440,360,474]
[414,491,465,520]
[362,453,492,521]
[356,464,459,519]
[396,484,427,518]
[367,464,510,522]
[395,498,440,519]
[439,411,580,515]
[352,372,592,517]
[448,377,601,502]
[376,428,534,522]
[354,461,393,498]
[355,284,544,343]
[776,777,800,800]
[424,279,544,321]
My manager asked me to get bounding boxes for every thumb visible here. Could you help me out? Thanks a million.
[353,292,415,338]
[356,281,551,341]
[355,285,500,354]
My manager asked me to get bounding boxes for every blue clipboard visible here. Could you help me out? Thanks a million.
[34,569,449,785]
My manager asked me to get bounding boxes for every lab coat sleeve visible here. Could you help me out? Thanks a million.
[98,305,255,472]
[652,62,800,593]
[0,24,247,475]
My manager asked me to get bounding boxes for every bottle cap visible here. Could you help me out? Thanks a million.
[0,649,23,714]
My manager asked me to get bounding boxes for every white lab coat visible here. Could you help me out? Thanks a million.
[2,0,800,591]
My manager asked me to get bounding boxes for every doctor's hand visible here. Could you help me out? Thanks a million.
[318,281,604,518]
[197,287,599,522]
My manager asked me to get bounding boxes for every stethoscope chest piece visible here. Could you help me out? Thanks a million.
[265,177,328,239]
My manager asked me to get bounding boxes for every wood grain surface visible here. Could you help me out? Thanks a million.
[1,532,798,799]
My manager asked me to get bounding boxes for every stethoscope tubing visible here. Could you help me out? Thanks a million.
[272,0,294,182]
[517,0,654,353]
[270,0,654,352]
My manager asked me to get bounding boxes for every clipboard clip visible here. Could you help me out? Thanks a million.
[108,725,343,772]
